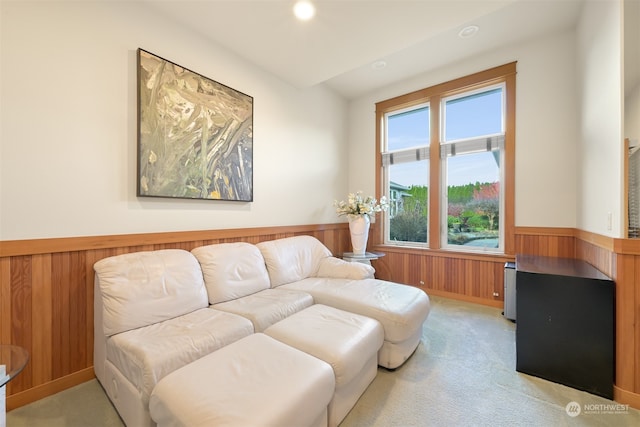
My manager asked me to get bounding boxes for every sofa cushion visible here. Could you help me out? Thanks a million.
[212,288,314,332]
[256,236,332,287]
[106,308,253,406]
[192,242,270,304]
[94,249,209,336]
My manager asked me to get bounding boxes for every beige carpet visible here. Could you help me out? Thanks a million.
[7,296,640,426]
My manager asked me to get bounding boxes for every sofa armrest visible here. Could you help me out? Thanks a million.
[316,257,375,280]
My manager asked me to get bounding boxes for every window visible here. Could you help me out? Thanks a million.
[382,105,430,245]
[376,63,515,254]
[441,86,504,251]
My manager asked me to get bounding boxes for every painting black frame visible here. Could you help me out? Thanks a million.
[137,48,253,201]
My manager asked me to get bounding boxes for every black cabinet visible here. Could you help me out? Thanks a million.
[515,255,614,399]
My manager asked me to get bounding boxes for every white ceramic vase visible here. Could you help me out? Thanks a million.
[348,215,370,256]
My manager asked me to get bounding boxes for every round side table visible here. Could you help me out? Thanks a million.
[1,345,29,427]
[342,251,385,266]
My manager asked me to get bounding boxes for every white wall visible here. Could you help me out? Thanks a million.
[624,0,640,147]
[626,85,640,146]
[347,30,580,228]
[576,0,624,237]
[0,1,348,240]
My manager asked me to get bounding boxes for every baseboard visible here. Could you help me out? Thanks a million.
[6,367,95,411]
[614,385,640,410]
[425,288,503,308]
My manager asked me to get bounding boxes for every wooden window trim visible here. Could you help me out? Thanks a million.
[375,62,517,255]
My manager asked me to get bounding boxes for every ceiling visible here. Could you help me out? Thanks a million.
[144,0,589,99]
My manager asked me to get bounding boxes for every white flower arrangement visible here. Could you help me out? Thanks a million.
[334,191,389,218]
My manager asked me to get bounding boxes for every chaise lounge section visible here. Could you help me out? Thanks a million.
[256,235,431,369]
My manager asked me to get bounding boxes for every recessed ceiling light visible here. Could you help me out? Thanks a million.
[293,1,315,21]
[458,25,479,38]
[371,60,387,70]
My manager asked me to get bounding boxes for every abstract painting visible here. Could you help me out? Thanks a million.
[137,49,253,201]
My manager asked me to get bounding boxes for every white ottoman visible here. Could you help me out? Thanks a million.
[149,333,335,427]
[277,278,431,369]
[264,304,384,427]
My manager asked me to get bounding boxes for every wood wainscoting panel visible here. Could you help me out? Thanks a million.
[4,224,639,410]
[0,258,11,364]
[9,255,33,395]
[612,253,637,393]
[514,227,575,258]
[30,254,53,389]
[1,224,351,410]
[576,232,640,408]
[373,227,638,408]
[637,265,640,397]
[371,246,509,307]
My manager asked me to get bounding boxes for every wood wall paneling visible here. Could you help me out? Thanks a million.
[1,224,352,410]
[10,256,32,395]
[514,229,575,258]
[2,224,640,411]
[371,246,508,307]
[574,235,639,408]
[616,253,639,395]
[637,264,640,396]
[31,254,52,390]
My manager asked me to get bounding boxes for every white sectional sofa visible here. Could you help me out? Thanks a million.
[93,235,431,427]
